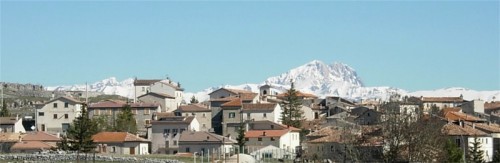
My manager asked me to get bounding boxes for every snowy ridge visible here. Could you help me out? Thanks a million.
[47,60,500,102]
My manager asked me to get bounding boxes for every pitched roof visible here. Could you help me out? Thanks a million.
[22,132,60,142]
[138,92,175,99]
[210,96,238,102]
[45,96,83,105]
[221,99,242,107]
[485,102,500,110]
[92,132,147,143]
[11,141,54,150]
[134,79,161,86]
[306,126,338,138]
[177,104,210,112]
[444,111,485,122]
[442,123,488,136]
[441,107,461,116]
[242,103,277,112]
[422,97,464,103]
[469,122,500,133]
[209,88,257,101]
[152,116,196,124]
[307,132,343,143]
[0,117,19,125]
[156,80,184,91]
[245,130,290,138]
[154,112,176,119]
[179,131,236,143]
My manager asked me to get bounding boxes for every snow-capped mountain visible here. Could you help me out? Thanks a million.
[47,60,500,102]
[46,77,135,99]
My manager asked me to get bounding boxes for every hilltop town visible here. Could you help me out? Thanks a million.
[1,76,500,162]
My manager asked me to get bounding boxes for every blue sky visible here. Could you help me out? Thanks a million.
[1,1,498,92]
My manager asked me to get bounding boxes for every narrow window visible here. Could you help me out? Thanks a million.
[263,113,267,118]
[64,114,68,119]
[53,103,58,108]
[64,103,69,108]
[258,138,262,141]
[38,112,45,116]
[53,114,57,119]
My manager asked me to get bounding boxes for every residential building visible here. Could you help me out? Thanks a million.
[0,116,25,133]
[221,99,244,138]
[242,103,282,123]
[138,92,176,112]
[10,131,61,153]
[259,84,282,101]
[244,123,301,156]
[209,88,258,135]
[442,122,493,162]
[421,97,464,112]
[0,133,22,152]
[354,109,382,125]
[134,79,184,108]
[35,96,83,134]
[175,104,212,132]
[178,131,236,156]
[150,116,199,154]
[461,100,485,114]
[88,100,161,136]
[133,79,161,102]
[92,132,149,155]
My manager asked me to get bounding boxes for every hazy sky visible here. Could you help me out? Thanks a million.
[1,1,498,92]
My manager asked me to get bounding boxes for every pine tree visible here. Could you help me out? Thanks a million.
[190,95,199,104]
[236,122,246,153]
[280,80,304,128]
[0,100,10,117]
[468,137,485,163]
[114,104,137,134]
[445,139,463,162]
[65,104,98,160]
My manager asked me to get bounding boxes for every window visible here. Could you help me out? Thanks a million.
[271,125,274,129]
[202,124,206,128]
[247,113,251,119]
[64,114,68,119]
[331,146,335,151]
[41,124,45,131]
[245,138,249,141]
[258,138,262,141]
[455,139,461,147]
[229,112,236,118]
[64,103,69,108]
[145,119,151,125]
[164,129,170,136]
[173,140,177,145]
[271,137,275,141]
[263,113,267,118]
[38,112,44,116]
[53,114,57,119]
[186,148,190,153]
[95,109,100,116]
[202,113,206,118]
[112,147,116,153]
[53,103,58,108]
[144,108,151,115]
[263,90,267,95]
[132,109,137,115]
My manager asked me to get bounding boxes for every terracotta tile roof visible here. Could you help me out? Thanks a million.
[92,132,147,143]
[444,111,485,122]
[0,117,19,125]
[442,123,488,136]
[245,130,290,138]
[308,131,343,143]
[224,88,254,94]
[179,131,236,143]
[177,104,210,112]
[221,99,242,107]
[157,80,184,91]
[242,103,277,112]
[22,132,60,142]
[210,96,238,102]
[138,92,175,99]
[154,112,176,119]
[485,102,500,110]
[277,91,317,98]
[307,126,338,137]
[0,133,22,142]
[152,116,195,124]
[134,79,161,86]
[468,122,500,133]
[89,100,159,108]
[422,97,464,103]
[441,107,462,116]
[11,141,54,150]
[239,93,258,101]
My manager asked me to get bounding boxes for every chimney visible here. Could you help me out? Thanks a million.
[18,135,22,142]
[56,133,60,138]
[472,122,475,129]
[263,131,266,136]
[459,120,464,128]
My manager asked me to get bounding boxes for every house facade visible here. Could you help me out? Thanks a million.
[245,126,301,155]
[150,116,199,154]
[0,116,25,133]
[88,100,161,136]
[241,103,282,123]
[92,132,149,155]
[443,123,493,162]
[178,131,236,156]
[422,97,464,112]
[138,92,176,112]
[35,96,83,134]
[175,104,212,132]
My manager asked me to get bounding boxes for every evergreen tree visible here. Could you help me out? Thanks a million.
[57,134,71,151]
[236,122,246,153]
[65,104,98,160]
[190,95,199,104]
[0,100,10,117]
[92,115,113,132]
[280,80,304,128]
[468,137,485,163]
[114,104,137,134]
[493,150,500,162]
[445,139,463,162]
